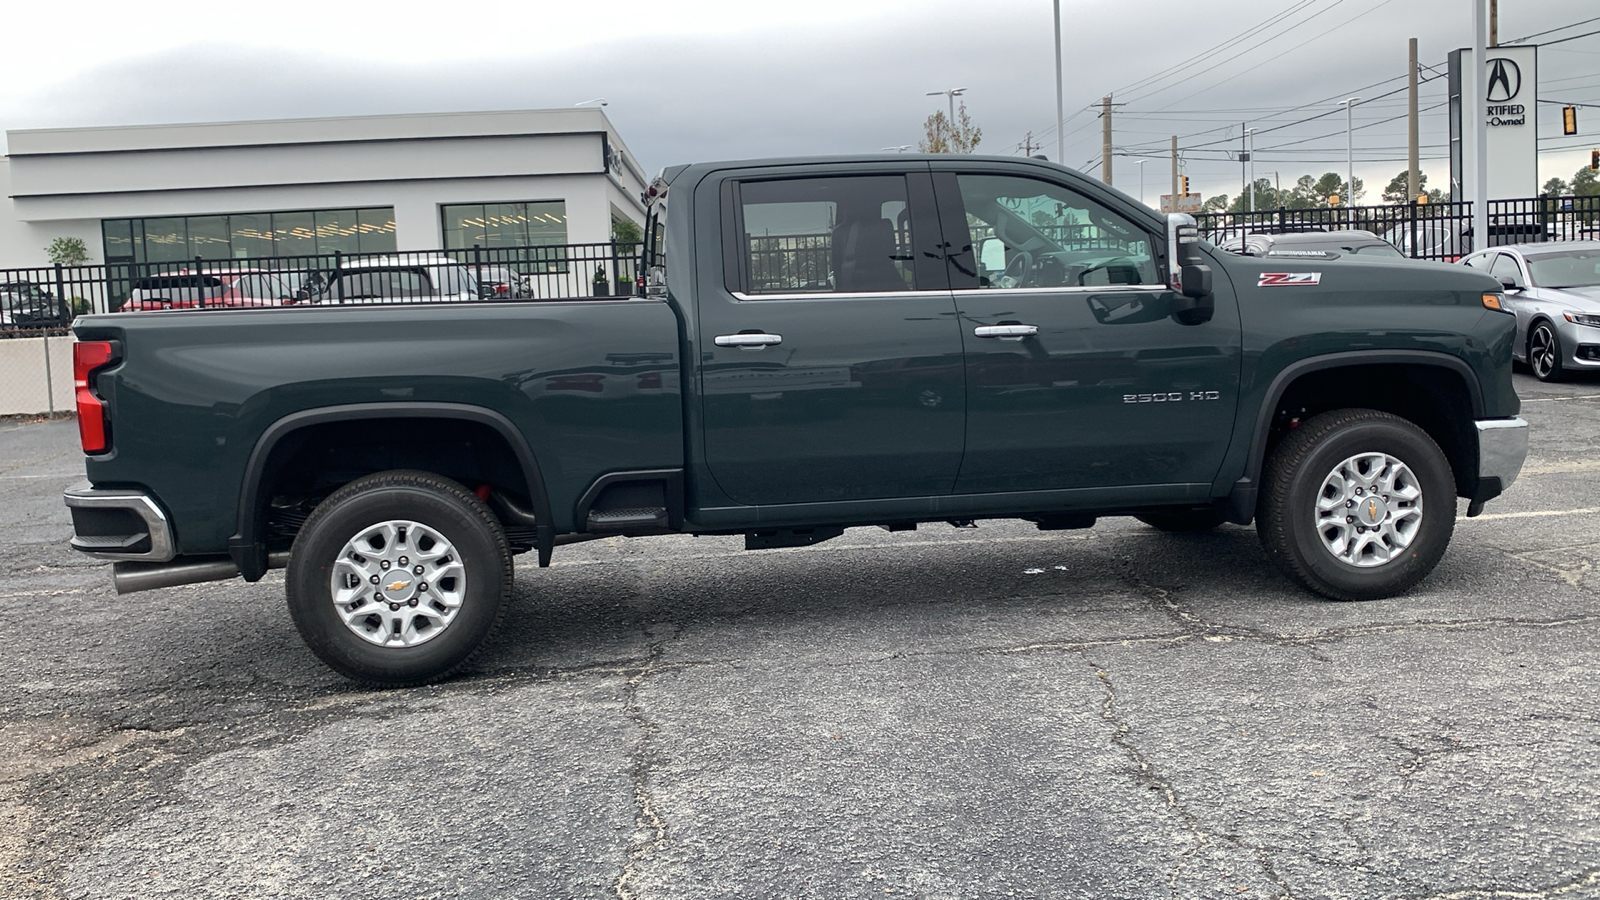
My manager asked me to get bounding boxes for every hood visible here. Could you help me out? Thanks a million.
[1542,285,1600,306]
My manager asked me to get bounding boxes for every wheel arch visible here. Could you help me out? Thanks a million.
[1234,351,1485,519]
[229,403,553,580]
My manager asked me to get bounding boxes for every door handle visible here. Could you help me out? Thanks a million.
[714,332,783,349]
[973,324,1038,341]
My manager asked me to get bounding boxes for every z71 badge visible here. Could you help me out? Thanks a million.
[1258,272,1322,286]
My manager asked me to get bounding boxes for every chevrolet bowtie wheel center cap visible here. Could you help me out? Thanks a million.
[1314,452,1424,569]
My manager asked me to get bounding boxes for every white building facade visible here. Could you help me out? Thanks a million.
[0,107,648,268]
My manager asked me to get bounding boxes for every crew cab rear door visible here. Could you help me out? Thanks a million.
[693,163,964,506]
[930,162,1242,494]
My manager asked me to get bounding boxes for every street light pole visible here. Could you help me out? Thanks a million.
[1340,96,1360,225]
[1053,0,1064,163]
[1135,159,1148,207]
[926,87,967,123]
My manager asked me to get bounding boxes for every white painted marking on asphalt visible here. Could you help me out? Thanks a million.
[1518,459,1600,476]
[1463,507,1600,522]
[1520,394,1600,402]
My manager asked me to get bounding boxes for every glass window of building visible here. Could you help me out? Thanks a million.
[102,207,397,265]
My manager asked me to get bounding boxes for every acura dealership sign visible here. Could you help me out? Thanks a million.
[1450,45,1538,202]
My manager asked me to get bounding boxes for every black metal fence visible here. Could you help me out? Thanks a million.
[0,241,644,337]
[1195,195,1600,261]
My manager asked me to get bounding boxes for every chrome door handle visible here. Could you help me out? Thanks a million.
[714,332,783,349]
[973,324,1038,341]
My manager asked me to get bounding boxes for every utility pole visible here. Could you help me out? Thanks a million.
[1021,133,1038,157]
[1171,135,1179,214]
[1408,38,1420,202]
[1247,127,1257,212]
[1240,123,1248,211]
[1101,96,1113,186]
[1489,0,1498,47]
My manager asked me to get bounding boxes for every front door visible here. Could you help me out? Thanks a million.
[934,168,1242,494]
[696,168,966,506]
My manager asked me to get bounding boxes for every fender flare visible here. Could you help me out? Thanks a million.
[227,402,553,579]
[1225,350,1485,522]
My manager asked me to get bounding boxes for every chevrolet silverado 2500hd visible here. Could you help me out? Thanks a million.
[65,155,1529,684]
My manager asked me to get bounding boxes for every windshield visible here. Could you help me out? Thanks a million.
[1526,249,1600,289]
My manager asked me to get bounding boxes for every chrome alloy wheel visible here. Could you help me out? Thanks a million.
[1314,452,1424,568]
[330,519,466,647]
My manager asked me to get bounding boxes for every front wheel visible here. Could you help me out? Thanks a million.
[1257,410,1456,601]
[286,470,512,686]
[1529,322,1565,382]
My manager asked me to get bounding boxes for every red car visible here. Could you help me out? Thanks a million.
[120,270,299,311]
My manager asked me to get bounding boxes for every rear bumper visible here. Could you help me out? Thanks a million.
[62,482,176,562]
[1468,417,1529,514]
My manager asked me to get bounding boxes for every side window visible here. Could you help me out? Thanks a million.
[1463,253,1492,270]
[737,176,914,295]
[1488,253,1525,287]
[954,174,1159,289]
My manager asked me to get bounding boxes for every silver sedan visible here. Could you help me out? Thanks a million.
[1459,240,1600,382]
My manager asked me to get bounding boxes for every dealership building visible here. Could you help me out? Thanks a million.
[0,107,649,268]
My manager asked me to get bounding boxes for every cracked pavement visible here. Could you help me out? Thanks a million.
[2,369,1598,899]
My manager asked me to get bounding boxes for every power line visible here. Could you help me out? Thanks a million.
[1503,15,1600,45]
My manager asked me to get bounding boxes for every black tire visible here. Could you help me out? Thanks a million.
[286,469,512,686]
[1257,409,1455,602]
[1529,321,1565,382]
[1135,508,1226,532]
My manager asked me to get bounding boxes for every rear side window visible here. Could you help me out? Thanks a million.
[735,176,915,295]
[331,269,429,300]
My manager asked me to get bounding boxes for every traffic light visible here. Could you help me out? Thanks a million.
[1180,175,1190,195]
[1593,149,1599,171]
[1564,106,1578,136]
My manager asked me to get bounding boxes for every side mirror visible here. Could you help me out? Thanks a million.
[1166,213,1214,322]
[1496,275,1524,293]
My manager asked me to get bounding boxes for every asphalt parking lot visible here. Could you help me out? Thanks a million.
[2,371,1598,900]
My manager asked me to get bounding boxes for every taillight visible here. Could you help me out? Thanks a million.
[74,341,116,453]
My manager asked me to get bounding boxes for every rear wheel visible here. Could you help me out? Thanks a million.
[1257,410,1455,601]
[286,470,512,686]
[1529,321,1565,382]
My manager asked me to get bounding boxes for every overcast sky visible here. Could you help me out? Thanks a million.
[2,0,1596,205]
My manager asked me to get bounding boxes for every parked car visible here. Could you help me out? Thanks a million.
[120,270,298,311]
[1217,229,1405,259]
[1459,240,1600,382]
[469,264,530,299]
[310,256,482,304]
[1,281,73,328]
[1383,220,1550,262]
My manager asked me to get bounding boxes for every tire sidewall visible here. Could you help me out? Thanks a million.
[1532,322,1563,382]
[1279,417,1455,600]
[287,474,509,685]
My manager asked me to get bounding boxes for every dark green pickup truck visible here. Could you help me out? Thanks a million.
[65,155,1528,684]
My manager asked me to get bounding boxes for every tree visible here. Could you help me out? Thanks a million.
[1383,170,1430,204]
[611,219,642,244]
[1201,194,1230,212]
[919,102,982,154]
[45,237,90,265]
[1573,166,1600,197]
[1542,177,1571,198]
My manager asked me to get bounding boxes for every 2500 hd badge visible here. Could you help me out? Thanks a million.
[1123,390,1223,403]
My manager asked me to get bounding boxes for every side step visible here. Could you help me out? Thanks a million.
[586,506,669,531]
